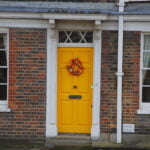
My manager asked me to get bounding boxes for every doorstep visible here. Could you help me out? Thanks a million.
[46,136,150,150]
[46,135,91,146]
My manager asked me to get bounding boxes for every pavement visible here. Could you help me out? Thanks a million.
[0,135,150,150]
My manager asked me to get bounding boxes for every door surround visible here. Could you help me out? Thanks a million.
[46,20,102,139]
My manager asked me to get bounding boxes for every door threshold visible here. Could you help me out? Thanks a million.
[47,133,91,140]
[58,133,91,139]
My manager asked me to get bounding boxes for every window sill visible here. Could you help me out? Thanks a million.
[137,109,150,114]
[0,105,11,112]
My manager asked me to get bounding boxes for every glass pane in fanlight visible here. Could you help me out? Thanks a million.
[0,85,7,100]
[0,33,7,49]
[85,32,93,43]
[70,32,81,43]
[59,31,67,43]
[142,87,150,102]
[0,51,7,66]
[0,68,7,83]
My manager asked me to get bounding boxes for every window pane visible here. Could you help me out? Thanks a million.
[143,52,150,68]
[0,51,7,66]
[85,32,93,43]
[143,70,150,85]
[0,68,7,83]
[0,33,7,49]
[142,87,150,102]
[0,85,7,100]
[70,32,81,43]
[59,31,67,43]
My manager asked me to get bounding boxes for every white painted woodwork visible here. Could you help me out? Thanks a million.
[46,20,58,137]
[91,20,101,139]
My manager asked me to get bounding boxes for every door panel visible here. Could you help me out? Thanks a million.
[57,47,93,133]
[61,101,73,125]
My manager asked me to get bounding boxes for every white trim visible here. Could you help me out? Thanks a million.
[91,20,101,139]
[108,15,150,22]
[0,83,7,85]
[142,68,150,70]
[139,33,143,109]
[2,13,150,23]
[0,100,8,105]
[46,20,101,139]
[43,13,107,21]
[0,28,9,33]
[0,13,107,21]
[46,21,58,137]
[142,85,150,87]
[102,22,150,31]
[2,18,150,32]
[0,104,10,112]
[0,12,42,19]
[7,28,9,110]
[0,19,49,28]
[137,109,150,114]
[58,43,94,47]
[0,66,8,68]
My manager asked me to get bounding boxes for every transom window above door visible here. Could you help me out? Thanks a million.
[59,31,93,43]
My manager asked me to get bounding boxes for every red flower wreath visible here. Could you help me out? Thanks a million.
[66,57,84,76]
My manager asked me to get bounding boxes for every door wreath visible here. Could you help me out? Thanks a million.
[66,57,84,76]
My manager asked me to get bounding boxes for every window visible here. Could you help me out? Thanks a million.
[0,29,10,112]
[140,34,150,109]
[59,31,93,43]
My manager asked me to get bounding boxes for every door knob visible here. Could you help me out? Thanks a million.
[73,85,77,89]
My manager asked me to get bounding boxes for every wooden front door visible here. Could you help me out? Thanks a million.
[57,47,93,133]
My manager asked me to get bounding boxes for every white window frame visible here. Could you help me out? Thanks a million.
[138,33,150,114]
[0,28,10,112]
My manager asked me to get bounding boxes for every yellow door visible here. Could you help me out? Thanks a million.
[57,47,93,133]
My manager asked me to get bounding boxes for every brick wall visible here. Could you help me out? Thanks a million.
[101,31,118,133]
[101,30,150,135]
[0,28,47,140]
[123,31,140,127]
[123,31,150,134]
[0,28,149,140]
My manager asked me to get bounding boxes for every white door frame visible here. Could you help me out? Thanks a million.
[46,19,102,139]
